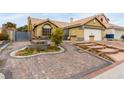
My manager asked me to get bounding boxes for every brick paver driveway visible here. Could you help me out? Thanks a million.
[0,42,111,79]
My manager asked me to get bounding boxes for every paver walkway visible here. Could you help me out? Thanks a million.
[0,42,110,79]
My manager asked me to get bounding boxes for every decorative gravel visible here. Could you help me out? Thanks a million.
[0,41,111,79]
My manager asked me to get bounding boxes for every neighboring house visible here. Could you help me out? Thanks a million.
[105,24,124,40]
[28,13,124,42]
[1,24,16,41]
[2,24,16,33]
[96,14,124,40]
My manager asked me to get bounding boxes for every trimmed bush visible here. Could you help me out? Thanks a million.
[0,33,9,40]
[51,28,64,46]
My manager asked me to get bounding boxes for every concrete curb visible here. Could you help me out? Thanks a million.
[10,46,65,58]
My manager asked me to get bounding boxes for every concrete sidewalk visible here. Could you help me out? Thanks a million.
[94,62,124,79]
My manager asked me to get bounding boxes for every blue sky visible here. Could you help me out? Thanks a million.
[0,13,124,27]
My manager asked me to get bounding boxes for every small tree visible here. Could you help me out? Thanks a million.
[51,28,64,46]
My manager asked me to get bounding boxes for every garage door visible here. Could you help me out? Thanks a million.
[84,29,102,41]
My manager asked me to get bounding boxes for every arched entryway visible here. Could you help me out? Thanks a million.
[42,24,52,37]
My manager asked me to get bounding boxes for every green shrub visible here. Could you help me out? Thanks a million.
[51,28,64,46]
[0,33,9,40]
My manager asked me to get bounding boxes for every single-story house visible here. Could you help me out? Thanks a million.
[28,13,124,42]
[28,14,107,42]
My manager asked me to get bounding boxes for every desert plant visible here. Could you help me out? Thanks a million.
[51,28,64,46]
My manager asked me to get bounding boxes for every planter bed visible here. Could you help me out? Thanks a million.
[10,46,65,58]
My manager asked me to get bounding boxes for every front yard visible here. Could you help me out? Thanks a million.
[0,41,111,79]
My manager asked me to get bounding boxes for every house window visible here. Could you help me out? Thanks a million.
[42,24,52,36]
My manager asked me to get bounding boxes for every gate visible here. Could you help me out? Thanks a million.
[15,31,31,41]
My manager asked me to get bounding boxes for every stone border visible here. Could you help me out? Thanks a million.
[0,43,9,52]
[10,46,65,58]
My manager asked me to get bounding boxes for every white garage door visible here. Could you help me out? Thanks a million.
[84,29,102,41]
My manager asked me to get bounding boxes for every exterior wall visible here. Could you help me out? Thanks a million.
[105,29,124,40]
[85,19,104,28]
[97,15,109,24]
[105,29,115,34]
[68,19,105,41]
[69,27,84,41]
[115,30,124,39]
[33,21,58,38]
[101,30,105,39]
[0,29,2,33]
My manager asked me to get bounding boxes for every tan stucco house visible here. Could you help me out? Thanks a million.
[28,13,124,42]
